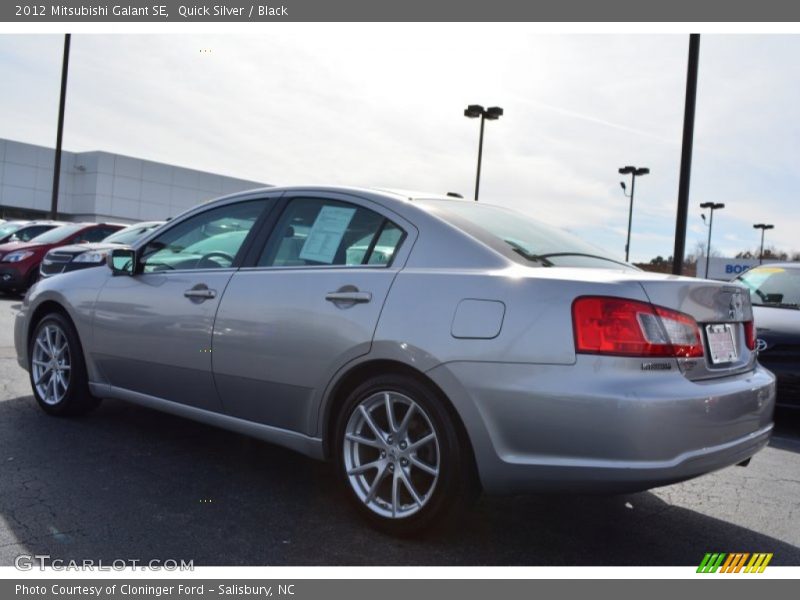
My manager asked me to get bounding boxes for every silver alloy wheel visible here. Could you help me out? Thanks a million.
[343,391,440,519]
[31,323,71,406]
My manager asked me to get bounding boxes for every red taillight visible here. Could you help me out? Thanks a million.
[744,320,756,351]
[572,296,704,358]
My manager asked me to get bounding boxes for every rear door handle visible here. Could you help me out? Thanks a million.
[184,285,217,300]
[325,291,372,304]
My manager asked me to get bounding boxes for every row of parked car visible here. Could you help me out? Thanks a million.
[0,218,164,293]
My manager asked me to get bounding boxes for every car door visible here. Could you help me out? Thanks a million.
[211,192,416,435]
[91,197,275,411]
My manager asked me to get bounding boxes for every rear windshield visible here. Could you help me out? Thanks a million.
[418,200,633,269]
[736,266,800,309]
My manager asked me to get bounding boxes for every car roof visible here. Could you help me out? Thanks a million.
[200,185,466,212]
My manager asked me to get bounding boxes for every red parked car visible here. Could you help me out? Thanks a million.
[0,222,124,293]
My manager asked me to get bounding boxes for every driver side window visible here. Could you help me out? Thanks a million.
[140,200,268,273]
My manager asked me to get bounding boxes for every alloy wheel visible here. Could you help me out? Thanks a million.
[343,391,440,519]
[31,323,71,406]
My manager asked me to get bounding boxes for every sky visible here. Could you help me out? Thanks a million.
[0,27,798,263]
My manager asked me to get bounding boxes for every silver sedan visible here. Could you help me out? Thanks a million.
[14,186,775,534]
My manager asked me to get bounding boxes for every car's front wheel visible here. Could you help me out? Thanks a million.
[29,312,101,416]
[334,374,476,535]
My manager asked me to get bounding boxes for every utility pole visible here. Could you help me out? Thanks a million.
[50,33,71,220]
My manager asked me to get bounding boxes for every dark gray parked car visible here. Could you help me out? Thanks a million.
[14,186,775,534]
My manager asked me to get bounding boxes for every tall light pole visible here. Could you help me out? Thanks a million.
[700,202,724,278]
[753,223,774,264]
[673,34,701,275]
[50,33,71,220]
[464,105,503,201]
[618,165,649,262]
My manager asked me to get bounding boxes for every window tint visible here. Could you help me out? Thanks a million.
[28,224,82,243]
[77,226,118,243]
[258,198,403,267]
[141,200,267,272]
[17,225,54,241]
[367,222,404,265]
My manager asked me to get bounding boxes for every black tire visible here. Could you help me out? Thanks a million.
[28,312,101,417]
[334,374,478,536]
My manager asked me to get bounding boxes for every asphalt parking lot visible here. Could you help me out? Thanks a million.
[0,293,798,566]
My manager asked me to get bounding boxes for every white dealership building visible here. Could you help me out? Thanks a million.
[0,137,267,223]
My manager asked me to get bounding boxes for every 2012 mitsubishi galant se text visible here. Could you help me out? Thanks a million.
[14,186,775,534]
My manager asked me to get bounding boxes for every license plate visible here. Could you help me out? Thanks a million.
[706,323,737,364]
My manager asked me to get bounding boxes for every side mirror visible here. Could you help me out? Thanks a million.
[107,248,136,276]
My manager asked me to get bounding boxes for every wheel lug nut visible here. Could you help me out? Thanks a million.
[380,451,386,458]
[399,441,407,450]
[386,436,393,444]
[388,464,394,471]
[401,458,408,466]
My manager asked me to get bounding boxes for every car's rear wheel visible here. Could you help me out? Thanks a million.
[29,312,101,416]
[334,374,476,535]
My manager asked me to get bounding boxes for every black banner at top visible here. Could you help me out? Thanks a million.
[3,0,800,22]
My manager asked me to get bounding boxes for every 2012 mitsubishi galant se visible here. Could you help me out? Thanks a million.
[14,186,775,534]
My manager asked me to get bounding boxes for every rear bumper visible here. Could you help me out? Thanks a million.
[427,359,776,494]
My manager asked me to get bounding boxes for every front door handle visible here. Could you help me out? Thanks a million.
[325,290,372,304]
[184,284,217,301]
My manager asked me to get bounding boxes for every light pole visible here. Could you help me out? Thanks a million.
[51,33,71,220]
[464,105,503,201]
[753,223,774,264]
[618,165,649,262]
[700,202,724,278]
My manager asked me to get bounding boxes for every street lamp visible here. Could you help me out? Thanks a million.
[699,202,725,278]
[618,165,649,262]
[464,104,503,201]
[753,223,775,264]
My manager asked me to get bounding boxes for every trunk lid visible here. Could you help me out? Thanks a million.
[635,275,755,380]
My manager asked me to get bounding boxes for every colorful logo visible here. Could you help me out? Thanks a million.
[697,553,773,573]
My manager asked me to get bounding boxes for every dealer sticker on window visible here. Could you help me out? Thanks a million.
[706,323,738,364]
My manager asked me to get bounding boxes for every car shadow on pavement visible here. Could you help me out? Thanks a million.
[1,394,798,567]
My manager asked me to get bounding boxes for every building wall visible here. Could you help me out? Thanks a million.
[0,138,268,223]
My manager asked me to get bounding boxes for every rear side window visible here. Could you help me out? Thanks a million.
[258,198,404,267]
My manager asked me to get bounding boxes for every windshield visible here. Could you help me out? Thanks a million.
[28,224,83,244]
[102,222,163,245]
[736,266,800,309]
[0,222,24,238]
[419,200,633,269]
